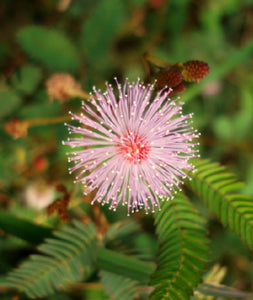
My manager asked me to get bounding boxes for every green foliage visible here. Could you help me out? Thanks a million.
[0,209,52,245]
[100,220,152,299]
[0,90,21,119]
[150,194,209,300]
[80,0,126,66]
[104,220,141,243]
[212,116,234,141]
[188,159,253,248]
[96,247,155,282]
[233,88,253,139]
[11,64,42,95]
[212,87,253,141]
[5,221,97,298]
[84,287,110,300]
[0,42,10,68]
[1,0,253,299]
[18,100,60,119]
[17,26,79,71]
[1,212,155,299]
[100,270,140,300]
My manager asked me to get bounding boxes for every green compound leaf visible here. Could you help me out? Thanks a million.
[0,210,155,286]
[187,159,253,249]
[5,221,97,299]
[0,90,21,119]
[17,26,79,71]
[150,194,209,300]
[100,270,140,300]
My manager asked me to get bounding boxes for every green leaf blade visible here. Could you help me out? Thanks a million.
[17,26,79,71]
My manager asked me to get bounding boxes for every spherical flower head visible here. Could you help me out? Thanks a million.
[46,73,82,102]
[24,182,54,210]
[182,60,209,83]
[157,67,184,89]
[63,79,200,215]
[4,118,29,139]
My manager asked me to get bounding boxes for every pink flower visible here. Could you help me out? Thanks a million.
[63,79,199,215]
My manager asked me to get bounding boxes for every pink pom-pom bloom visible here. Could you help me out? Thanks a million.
[63,79,199,215]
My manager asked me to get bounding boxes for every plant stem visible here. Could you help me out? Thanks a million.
[95,247,155,282]
[27,115,72,127]
[0,209,53,245]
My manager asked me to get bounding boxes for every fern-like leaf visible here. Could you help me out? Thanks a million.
[100,270,140,300]
[150,194,209,300]
[5,221,97,299]
[188,159,253,249]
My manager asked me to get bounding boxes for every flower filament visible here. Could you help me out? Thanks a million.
[116,132,150,164]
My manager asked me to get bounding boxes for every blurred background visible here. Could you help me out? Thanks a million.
[0,0,253,299]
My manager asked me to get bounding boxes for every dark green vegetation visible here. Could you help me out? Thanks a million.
[0,0,253,299]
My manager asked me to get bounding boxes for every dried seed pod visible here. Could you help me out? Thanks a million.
[47,186,70,222]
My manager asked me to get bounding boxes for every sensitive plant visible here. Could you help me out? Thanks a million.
[1,1,253,298]
[2,74,253,300]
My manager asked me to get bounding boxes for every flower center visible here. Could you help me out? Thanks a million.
[116,132,150,164]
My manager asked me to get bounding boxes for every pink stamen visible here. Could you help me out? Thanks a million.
[116,132,150,164]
